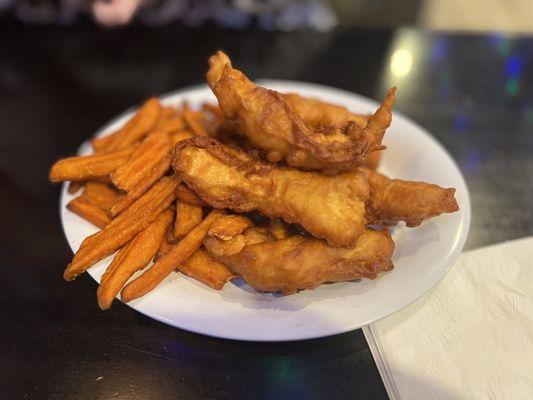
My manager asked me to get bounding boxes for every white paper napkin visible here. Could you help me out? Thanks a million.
[363,237,533,400]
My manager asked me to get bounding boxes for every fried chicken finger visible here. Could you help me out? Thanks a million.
[172,137,369,247]
[362,168,459,227]
[215,229,394,295]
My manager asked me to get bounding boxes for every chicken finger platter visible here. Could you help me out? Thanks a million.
[54,53,470,341]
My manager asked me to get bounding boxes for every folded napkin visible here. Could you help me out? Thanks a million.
[363,237,533,400]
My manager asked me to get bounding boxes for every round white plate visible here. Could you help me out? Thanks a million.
[60,80,470,341]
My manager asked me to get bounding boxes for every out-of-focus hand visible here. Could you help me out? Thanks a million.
[92,0,144,26]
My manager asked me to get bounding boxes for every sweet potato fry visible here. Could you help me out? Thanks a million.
[155,227,175,262]
[174,200,203,239]
[97,208,174,310]
[208,215,253,240]
[106,98,162,151]
[63,176,180,281]
[67,196,112,229]
[183,110,209,136]
[155,116,186,133]
[169,130,195,146]
[91,132,118,153]
[93,175,113,185]
[202,103,223,119]
[49,147,135,182]
[120,209,225,302]
[178,248,235,290]
[175,183,208,206]
[67,181,84,194]
[111,131,171,192]
[158,106,175,121]
[83,181,123,211]
[99,240,133,286]
[108,155,171,217]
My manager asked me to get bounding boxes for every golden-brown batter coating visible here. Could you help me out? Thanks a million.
[216,229,395,295]
[362,168,459,227]
[282,93,368,129]
[207,51,396,173]
[172,136,369,247]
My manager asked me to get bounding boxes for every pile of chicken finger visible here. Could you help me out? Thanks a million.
[49,51,459,309]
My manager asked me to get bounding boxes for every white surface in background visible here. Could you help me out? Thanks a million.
[60,81,470,341]
[364,237,533,399]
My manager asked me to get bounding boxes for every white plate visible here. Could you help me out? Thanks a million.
[60,80,470,341]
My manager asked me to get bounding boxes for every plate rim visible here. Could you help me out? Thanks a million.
[59,80,471,341]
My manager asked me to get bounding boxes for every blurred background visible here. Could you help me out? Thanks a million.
[1,0,532,32]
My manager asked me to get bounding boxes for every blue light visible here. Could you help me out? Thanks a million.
[505,56,523,77]
[453,114,469,133]
[430,38,448,63]
[464,150,482,173]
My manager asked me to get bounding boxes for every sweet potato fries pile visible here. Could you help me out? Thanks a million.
[50,97,236,309]
[49,51,459,308]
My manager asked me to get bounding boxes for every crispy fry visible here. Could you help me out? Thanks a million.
[169,130,195,146]
[97,209,174,310]
[208,215,253,240]
[100,240,134,286]
[67,181,84,194]
[49,147,135,183]
[83,181,123,211]
[175,183,208,206]
[174,200,203,239]
[64,176,179,281]
[158,106,175,121]
[91,132,118,153]
[67,196,112,228]
[155,116,187,133]
[93,175,113,185]
[109,155,171,217]
[178,248,235,290]
[92,101,163,153]
[155,227,175,262]
[121,209,225,302]
[183,110,209,136]
[111,131,171,192]
[106,98,162,151]
[202,103,223,119]
[266,218,291,240]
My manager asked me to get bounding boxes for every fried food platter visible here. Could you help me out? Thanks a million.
[57,72,469,341]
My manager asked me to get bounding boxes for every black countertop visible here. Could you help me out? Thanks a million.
[1,20,532,399]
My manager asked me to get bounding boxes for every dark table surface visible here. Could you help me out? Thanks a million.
[1,18,532,399]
